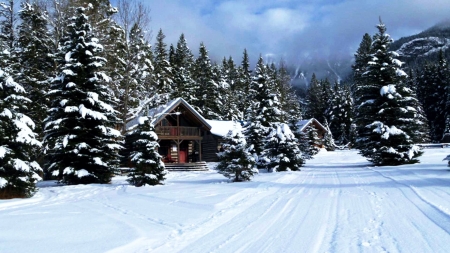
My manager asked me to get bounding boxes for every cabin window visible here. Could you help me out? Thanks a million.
[162,118,169,126]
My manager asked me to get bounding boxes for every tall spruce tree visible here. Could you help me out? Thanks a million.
[152,29,173,105]
[117,22,154,134]
[220,57,241,120]
[44,6,122,184]
[243,56,283,169]
[0,69,42,198]
[236,49,252,120]
[305,73,323,120]
[328,83,354,144]
[352,33,372,93]
[354,20,423,165]
[192,42,222,119]
[172,33,195,103]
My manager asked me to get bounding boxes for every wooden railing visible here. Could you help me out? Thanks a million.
[155,126,200,137]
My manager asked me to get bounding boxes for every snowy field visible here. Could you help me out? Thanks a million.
[2,149,450,253]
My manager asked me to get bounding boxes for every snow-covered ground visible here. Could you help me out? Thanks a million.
[2,149,450,253]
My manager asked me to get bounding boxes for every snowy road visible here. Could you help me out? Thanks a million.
[2,149,450,253]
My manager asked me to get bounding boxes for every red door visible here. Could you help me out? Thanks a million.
[179,150,187,163]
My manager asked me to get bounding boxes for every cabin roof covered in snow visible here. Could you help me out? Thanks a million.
[127,98,212,130]
[205,120,243,137]
[296,118,327,132]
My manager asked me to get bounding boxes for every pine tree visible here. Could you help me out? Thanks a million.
[117,22,154,134]
[0,0,18,73]
[126,116,166,186]
[328,83,354,144]
[305,125,321,156]
[265,123,304,172]
[217,129,257,182]
[16,2,54,164]
[192,42,222,119]
[172,33,195,103]
[305,73,324,120]
[44,6,123,184]
[354,20,423,165]
[352,33,373,93]
[243,56,283,169]
[152,29,173,105]
[236,49,252,120]
[0,69,42,198]
[322,119,336,151]
[220,57,241,120]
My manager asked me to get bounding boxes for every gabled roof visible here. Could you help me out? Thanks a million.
[127,97,212,130]
[296,118,327,132]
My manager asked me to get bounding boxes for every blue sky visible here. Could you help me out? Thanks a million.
[126,0,450,65]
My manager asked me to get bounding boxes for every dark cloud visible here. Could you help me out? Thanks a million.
[133,0,450,67]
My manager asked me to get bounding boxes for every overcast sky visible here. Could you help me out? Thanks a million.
[136,0,450,66]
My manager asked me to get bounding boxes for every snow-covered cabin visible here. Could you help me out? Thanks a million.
[296,118,327,139]
[127,98,240,169]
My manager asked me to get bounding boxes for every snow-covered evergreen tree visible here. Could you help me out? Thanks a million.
[44,6,122,184]
[0,69,42,198]
[265,123,304,172]
[117,22,154,134]
[322,119,336,151]
[172,33,195,103]
[16,1,54,164]
[192,42,222,119]
[236,49,252,120]
[305,125,321,156]
[328,83,354,144]
[305,73,325,121]
[152,29,173,105]
[354,20,423,165]
[126,116,166,186]
[220,57,241,120]
[352,33,372,93]
[243,57,282,169]
[217,129,257,182]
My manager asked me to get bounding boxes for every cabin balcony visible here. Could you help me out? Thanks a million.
[155,126,202,140]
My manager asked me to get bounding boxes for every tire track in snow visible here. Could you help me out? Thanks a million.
[151,173,309,253]
[368,167,450,235]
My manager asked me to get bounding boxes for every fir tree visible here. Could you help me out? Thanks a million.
[243,56,283,169]
[217,129,257,182]
[117,22,154,134]
[172,33,195,103]
[152,29,173,105]
[220,57,241,120]
[352,33,372,93]
[126,116,166,186]
[322,119,336,151]
[354,20,423,165]
[236,49,252,120]
[305,73,324,120]
[328,83,354,144]
[265,123,304,172]
[305,125,321,156]
[192,42,222,119]
[44,6,123,184]
[0,69,42,199]
[16,1,54,165]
